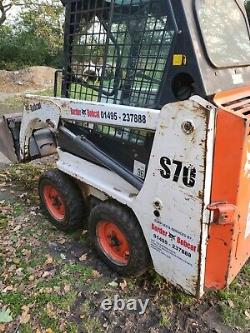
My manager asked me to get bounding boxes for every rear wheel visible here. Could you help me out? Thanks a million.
[39,169,88,231]
[88,201,151,276]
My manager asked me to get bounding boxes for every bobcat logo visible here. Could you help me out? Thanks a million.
[169,233,176,241]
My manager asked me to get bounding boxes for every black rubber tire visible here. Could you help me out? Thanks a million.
[88,201,151,276]
[39,169,88,231]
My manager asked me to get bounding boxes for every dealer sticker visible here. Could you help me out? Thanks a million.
[133,160,146,179]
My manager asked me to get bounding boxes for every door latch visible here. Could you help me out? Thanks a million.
[207,202,237,225]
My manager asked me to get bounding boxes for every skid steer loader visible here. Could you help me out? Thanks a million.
[1,0,250,297]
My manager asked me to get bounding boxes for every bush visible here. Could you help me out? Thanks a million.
[0,25,63,70]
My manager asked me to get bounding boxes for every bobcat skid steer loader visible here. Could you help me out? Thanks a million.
[1,0,250,297]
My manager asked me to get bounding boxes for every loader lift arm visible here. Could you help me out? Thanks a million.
[11,95,159,189]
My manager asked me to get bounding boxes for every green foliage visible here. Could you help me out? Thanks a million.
[0,1,64,70]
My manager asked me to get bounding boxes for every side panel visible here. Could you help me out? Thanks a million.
[132,100,215,296]
[205,109,250,289]
[232,129,250,281]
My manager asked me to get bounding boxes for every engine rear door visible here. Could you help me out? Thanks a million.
[132,98,216,296]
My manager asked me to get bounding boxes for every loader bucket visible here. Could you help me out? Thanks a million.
[0,113,21,163]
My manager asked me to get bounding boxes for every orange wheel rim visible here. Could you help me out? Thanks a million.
[96,220,130,265]
[43,184,66,221]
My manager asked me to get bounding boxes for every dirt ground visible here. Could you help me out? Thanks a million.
[0,161,249,333]
[0,67,55,95]
[0,66,56,116]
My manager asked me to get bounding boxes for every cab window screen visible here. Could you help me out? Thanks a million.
[196,0,250,68]
[65,0,174,108]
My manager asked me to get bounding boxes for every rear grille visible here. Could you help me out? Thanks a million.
[222,97,250,116]
[214,87,250,117]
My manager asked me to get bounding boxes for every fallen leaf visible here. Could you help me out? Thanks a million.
[119,280,127,290]
[228,300,235,308]
[8,265,17,272]
[57,238,66,244]
[13,258,20,264]
[13,225,21,232]
[45,329,54,333]
[2,286,13,293]
[245,310,250,320]
[64,284,71,293]
[59,321,66,331]
[20,306,30,324]
[39,287,53,294]
[79,253,87,261]
[108,281,118,288]
[16,268,23,276]
[0,309,13,323]
[21,305,30,312]
[21,249,31,258]
[42,271,52,278]
[46,302,56,319]
[92,270,101,278]
[45,255,54,265]
[0,324,6,332]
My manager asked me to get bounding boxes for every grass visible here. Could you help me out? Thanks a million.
[159,304,173,328]
[0,163,250,332]
[217,264,250,329]
[173,290,194,306]
[66,323,78,333]
[34,291,77,311]
[0,249,94,331]
[89,279,106,293]
[80,301,102,333]
[0,188,95,332]
[0,292,29,317]
[7,163,48,205]
[1,94,24,109]
[0,214,8,230]
[20,324,33,333]
[13,202,26,217]
[0,86,56,114]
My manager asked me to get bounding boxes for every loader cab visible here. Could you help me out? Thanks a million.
[60,0,250,109]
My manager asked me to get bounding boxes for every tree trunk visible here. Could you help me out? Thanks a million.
[0,1,12,27]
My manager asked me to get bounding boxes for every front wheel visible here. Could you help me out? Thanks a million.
[39,169,88,231]
[88,201,151,276]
